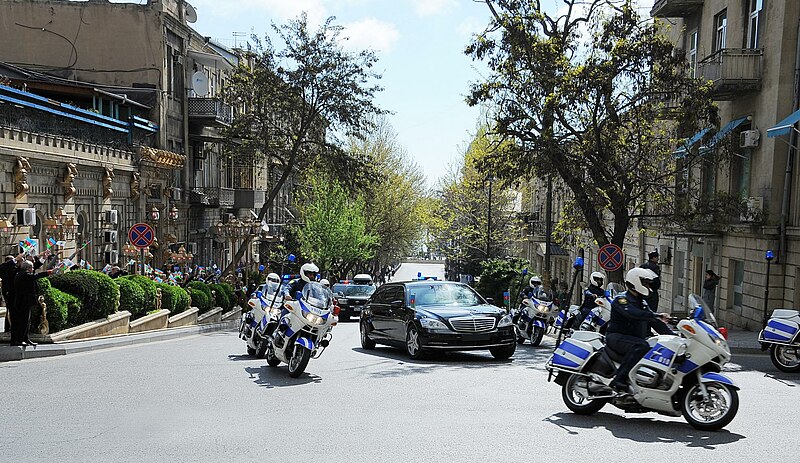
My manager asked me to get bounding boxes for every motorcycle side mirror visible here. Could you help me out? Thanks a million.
[256,290,263,298]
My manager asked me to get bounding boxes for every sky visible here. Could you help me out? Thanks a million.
[184,0,655,189]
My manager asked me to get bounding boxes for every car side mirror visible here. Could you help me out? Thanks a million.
[390,299,404,307]
[486,297,495,305]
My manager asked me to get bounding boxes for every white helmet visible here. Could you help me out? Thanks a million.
[300,262,319,283]
[267,272,280,284]
[529,276,542,288]
[624,268,658,297]
[590,271,605,287]
[320,278,330,288]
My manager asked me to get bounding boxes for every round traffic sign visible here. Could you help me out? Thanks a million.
[129,223,155,249]
[597,244,624,272]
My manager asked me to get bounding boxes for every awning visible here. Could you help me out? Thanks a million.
[768,108,800,138]
[188,51,233,71]
[537,243,570,257]
[701,116,749,150]
[673,127,711,157]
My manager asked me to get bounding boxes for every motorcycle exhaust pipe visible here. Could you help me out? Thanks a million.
[320,339,330,348]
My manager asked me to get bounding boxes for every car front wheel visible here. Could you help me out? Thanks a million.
[360,320,376,349]
[406,325,425,360]
[490,343,516,360]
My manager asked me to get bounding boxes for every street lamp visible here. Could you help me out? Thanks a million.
[763,250,774,326]
[169,205,179,221]
[150,205,161,222]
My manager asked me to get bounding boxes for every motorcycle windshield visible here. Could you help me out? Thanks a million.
[302,282,333,314]
[689,293,718,327]
[606,283,624,298]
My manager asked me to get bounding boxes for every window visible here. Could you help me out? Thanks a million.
[747,0,763,48]
[714,10,727,52]
[688,29,698,77]
[701,162,716,206]
[731,259,744,308]
[730,127,751,197]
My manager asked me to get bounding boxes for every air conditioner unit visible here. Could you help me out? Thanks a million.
[740,196,763,222]
[104,250,119,265]
[740,129,760,148]
[171,188,182,201]
[16,208,36,226]
[187,242,198,254]
[104,210,119,224]
[104,230,118,244]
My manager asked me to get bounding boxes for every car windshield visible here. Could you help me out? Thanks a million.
[344,285,375,297]
[332,284,348,295]
[410,283,483,307]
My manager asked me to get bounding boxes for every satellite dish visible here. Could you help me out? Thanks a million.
[185,2,198,23]
[191,71,209,96]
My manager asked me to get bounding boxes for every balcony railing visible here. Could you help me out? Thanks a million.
[189,187,235,208]
[187,98,233,126]
[697,48,763,100]
[651,0,704,18]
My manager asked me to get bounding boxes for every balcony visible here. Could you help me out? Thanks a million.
[188,187,235,208]
[187,98,233,127]
[651,0,703,17]
[697,48,763,100]
[233,189,266,209]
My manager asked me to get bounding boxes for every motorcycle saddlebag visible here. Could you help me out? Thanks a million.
[759,315,799,344]
[550,338,594,371]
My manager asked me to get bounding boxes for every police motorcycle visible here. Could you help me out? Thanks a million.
[265,281,337,378]
[546,294,739,431]
[759,308,800,372]
[513,293,556,346]
[239,273,283,358]
[578,283,625,333]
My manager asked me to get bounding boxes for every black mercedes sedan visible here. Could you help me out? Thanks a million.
[359,281,516,360]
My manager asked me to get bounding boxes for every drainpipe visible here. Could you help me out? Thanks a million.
[779,18,800,267]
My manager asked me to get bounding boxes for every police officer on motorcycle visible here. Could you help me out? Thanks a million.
[521,275,544,299]
[284,262,319,300]
[578,271,606,325]
[606,268,672,393]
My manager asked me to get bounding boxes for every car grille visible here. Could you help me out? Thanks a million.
[448,316,496,332]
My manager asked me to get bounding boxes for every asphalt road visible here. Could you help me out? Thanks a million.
[0,263,796,462]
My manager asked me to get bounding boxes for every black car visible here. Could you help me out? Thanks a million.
[359,281,516,359]
[335,283,376,321]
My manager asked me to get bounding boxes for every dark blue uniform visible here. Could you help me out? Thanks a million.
[605,291,671,388]
[284,279,307,299]
[640,261,661,311]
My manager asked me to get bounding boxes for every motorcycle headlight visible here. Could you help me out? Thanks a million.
[537,305,549,314]
[498,314,513,328]
[303,310,324,326]
[419,317,448,331]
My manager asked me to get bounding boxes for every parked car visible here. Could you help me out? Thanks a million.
[359,281,516,360]
[337,283,376,321]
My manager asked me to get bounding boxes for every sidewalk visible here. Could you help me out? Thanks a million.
[725,328,765,355]
[0,320,237,362]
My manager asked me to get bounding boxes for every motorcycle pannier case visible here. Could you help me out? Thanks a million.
[551,338,594,371]
[759,312,799,344]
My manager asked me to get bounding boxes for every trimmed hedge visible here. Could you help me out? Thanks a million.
[49,270,120,324]
[117,277,146,319]
[33,278,77,334]
[155,283,190,315]
[189,288,211,313]
[218,283,236,309]
[120,275,157,313]
[209,283,231,311]
[176,285,190,313]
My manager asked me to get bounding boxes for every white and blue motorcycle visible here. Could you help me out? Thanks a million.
[759,309,800,372]
[578,283,625,333]
[265,282,337,378]
[240,281,284,358]
[512,293,555,346]
[546,294,739,431]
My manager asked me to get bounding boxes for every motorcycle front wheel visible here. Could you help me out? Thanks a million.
[288,344,311,378]
[770,344,800,373]
[531,325,544,346]
[681,382,739,431]
[254,335,268,359]
[265,343,281,367]
[562,373,606,415]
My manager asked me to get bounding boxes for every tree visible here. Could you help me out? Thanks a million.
[221,14,385,276]
[294,172,377,278]
[429,124,519,277]
[466,0,723,281]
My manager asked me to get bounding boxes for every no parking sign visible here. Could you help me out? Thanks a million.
[597,244,624,272]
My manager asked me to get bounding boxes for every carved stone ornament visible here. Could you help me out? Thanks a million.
[130,172,141,200]
[14,156,31,198]
[103,167,115,200]
[155,287,163,313]
[62,163,78,201]
[38,295,49,335]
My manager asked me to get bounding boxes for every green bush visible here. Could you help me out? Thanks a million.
[188,288,211,313]
[49,270,120,323]
[117,277,146,318]
[155,283,189,315]
[475,258,531,309]
[209,283,231,311]
[33,278,78,333]
[121,275,157,313]
[187,281,212,301]
[218,283,236,309]
[175,286,190,314]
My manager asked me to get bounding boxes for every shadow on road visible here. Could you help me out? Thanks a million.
[723,354,800,387]
[227,354,257,361]
[352,343,555,379]
[544,412,746,449]
[243,365,322,388]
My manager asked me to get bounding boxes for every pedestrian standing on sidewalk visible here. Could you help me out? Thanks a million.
[11,260,51,346]
[0,254,21,336]
[702,269,719,312]
[640,250,662,311]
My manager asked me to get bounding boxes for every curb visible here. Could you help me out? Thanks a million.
[0,320,237,362]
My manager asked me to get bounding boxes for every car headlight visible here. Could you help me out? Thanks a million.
[303,310,324,326]
[498,314,513,327]
[419,317,448,330]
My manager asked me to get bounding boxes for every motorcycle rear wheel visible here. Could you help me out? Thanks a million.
[681,382,739,431]
[265,344,281,367]
[770,345,800,373]
[531,325,544,347]
[288,344,311,378]
[562,373,606,415]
